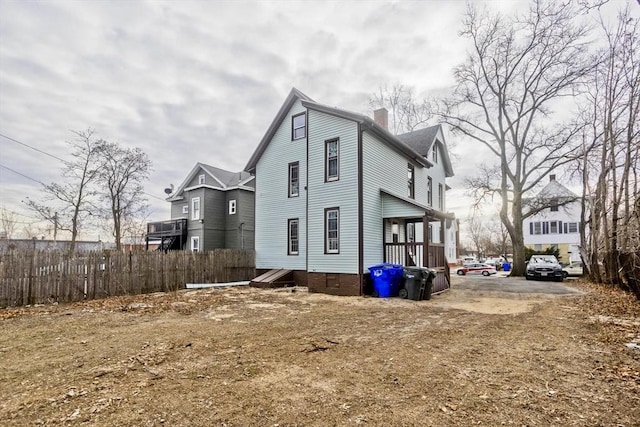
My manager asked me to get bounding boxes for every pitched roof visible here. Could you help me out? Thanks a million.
[396,125,440,155]
[300,99,432,167]
[200,164,252,187]
[538,179,578,198]
[167,162,254,201]
[245,88,446,172]
[244,88,313,172]
[396,125,454,178]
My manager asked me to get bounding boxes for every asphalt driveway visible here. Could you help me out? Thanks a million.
[451,270,584,295]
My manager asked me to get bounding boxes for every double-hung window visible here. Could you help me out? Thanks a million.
[191,236,200,252]
[198,174,205,185]
[288,162,299,197]
[427,177,433,206]
[432,144,438,163]
[292,113,306,140]
[438,183,444,210]
[191,197,200,220]
[325,138,339,181]
[550,199,559,212]
[407,164,415,199]
[288,219,299,255]
[228,200,236,215]
[325,208,339,254]
[533,222,542,235]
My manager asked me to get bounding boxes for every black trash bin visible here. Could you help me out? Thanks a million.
[423,268,436,301]
[400,267,436,301]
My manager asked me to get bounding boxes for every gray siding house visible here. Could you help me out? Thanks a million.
[146,163,255,251]
[245,88,455,296]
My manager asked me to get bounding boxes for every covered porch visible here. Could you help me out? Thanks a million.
[380,190,453,293]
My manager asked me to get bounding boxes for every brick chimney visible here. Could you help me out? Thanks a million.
[550,174,556,182]
[373,108,388,130]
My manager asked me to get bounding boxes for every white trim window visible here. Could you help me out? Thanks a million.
[182,205,188,214]
[438,183,444,210]
[432,143,438,163]
[191,197,200,220]
[198,174,206,185]
[325,208,339,254]
[288,162,299,197]
[191,236,200,252]
[292,112,306,140]
[229,199,236,215]
[288,218,299,255]
[427,177,433,206]
[325,138,339,181]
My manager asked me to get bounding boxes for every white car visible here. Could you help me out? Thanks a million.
[562,262,584,278]
[484,257,506,270]
[456,263,497,276]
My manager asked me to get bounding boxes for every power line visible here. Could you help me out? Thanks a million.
[0,162,45,185]
[0,133,68,163]
[1,133,166,202]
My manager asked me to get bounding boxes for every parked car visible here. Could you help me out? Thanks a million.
[562,262,584,278]
[526,255,564,282]
[460,257,478,266]
[456,263,497,276]
[484,257,506,271]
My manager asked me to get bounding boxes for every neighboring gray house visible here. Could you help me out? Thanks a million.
[245,88,455,296]
[146,163,255,252]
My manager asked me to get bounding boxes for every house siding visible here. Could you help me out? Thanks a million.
[361,131,425,271]
[254,99,307,270]
[307,110,359,274]
[225,189,255,249]
[201,189,226,249]
[523,200,582,263]
[170,200,188,220]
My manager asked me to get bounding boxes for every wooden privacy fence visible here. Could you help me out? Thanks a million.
[0,249,255,308]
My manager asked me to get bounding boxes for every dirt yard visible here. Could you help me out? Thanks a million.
[1,280,639,426]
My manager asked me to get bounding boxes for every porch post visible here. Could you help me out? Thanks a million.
[441,218,446,267]
[423,214,429,268]
[382,219,387,263]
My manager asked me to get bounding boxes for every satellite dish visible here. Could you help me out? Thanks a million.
[164,184,174,195]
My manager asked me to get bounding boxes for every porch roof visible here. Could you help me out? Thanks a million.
[380,189,455,221]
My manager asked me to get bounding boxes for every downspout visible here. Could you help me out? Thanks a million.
[357,123,364,295]
[423,214,429,267]
[305,107,309,277]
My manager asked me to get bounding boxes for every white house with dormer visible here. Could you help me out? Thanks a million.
[523,175,582,264]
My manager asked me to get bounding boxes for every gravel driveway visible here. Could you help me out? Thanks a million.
[452,270,584,295]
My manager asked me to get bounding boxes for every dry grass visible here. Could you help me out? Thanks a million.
[1,280,638,426]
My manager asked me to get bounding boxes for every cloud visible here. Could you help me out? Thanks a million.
[2,0,616,242]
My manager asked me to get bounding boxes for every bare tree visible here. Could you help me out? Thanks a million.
[0,208,18,239]
[369,84,432,135]
[436,0,595,276]
[97,141,152,251]
[24,129,103,253]
[466,214,485,259]
[580,7,639,286]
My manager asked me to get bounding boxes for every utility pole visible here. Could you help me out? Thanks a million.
[53,212,58,242]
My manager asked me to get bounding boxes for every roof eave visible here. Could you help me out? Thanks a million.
[245,88,313,172]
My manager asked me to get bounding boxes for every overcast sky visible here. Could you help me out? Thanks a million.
[0,0,634,242]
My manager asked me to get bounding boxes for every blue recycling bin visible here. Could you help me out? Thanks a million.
[503,262,511,272]
[368,263,403,297]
